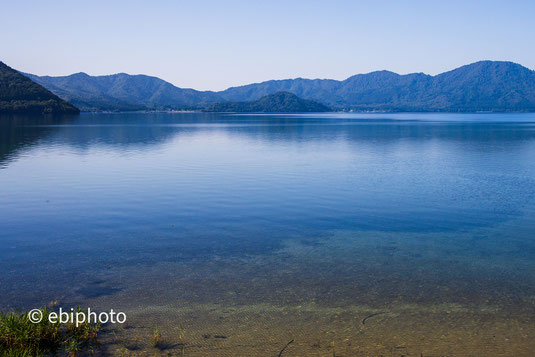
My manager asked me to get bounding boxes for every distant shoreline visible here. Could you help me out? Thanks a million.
[74,110,535,114]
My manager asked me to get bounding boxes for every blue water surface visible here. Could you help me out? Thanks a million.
[1,112,535,310]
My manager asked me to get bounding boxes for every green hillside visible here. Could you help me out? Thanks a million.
[25,72,221,112]
[0,62,79,114]
[205,91,332,112]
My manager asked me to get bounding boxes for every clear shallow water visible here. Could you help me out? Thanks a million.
[1,112,535,319]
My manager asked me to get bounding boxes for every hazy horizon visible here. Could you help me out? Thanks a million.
[2,0,534,91]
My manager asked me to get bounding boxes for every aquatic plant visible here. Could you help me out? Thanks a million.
[65,339,82,356]
[331,341,336,357]
[151,327,162,348]
[177,325,185,343]
[177,325,186,355]
[0,307,100,356]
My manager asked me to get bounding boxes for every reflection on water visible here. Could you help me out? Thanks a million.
[0,114,76,166]
[1,112,535,355]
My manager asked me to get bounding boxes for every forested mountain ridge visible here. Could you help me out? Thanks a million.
[205,91,332,112]
[220,61,535,111]
[25,61,535,112]
[0,62,79,114]
[25,72,222,112]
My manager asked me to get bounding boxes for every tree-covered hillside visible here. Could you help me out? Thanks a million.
[205,91,332,112]
[219,61,535,112]
[25,72,222,112]
[0,62,79,114]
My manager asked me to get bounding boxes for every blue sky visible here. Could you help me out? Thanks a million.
[1,0,534,90]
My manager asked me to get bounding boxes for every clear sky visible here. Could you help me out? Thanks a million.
[1,0,534,91]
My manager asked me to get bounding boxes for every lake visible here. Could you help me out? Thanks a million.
[2,112,535,355]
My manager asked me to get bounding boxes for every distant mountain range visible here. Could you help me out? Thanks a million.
[205,91,331,112]
[20,60,535,112]
[0,62,79,114]
[24,72,220,112]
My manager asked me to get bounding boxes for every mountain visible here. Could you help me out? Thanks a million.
[220,61,535,112]
[24,61,535,112]
[205,91,332,112]
[0,62,79,114]
[219,78,343,107]
[25,72,222,112]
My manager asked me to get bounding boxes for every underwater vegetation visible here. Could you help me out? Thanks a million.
[0,307,100,356]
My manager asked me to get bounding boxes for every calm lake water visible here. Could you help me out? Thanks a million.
[2,112,535,355]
